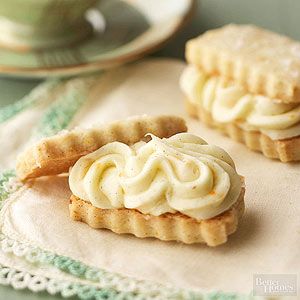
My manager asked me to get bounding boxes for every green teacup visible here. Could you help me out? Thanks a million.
[0,0,98,50]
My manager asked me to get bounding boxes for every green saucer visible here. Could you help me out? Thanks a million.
[0,0,195,78]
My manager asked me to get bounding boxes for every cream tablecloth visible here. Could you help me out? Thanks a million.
[0,59,299,298]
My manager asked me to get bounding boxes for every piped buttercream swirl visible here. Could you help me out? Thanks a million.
[180,65,300,140]
[69,133,242,220]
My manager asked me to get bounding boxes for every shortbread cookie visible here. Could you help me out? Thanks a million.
[186,24,300,103]
[16,115,187,180]
[69,188,245,247]
[69,132,245,246]
[185,98,300,162]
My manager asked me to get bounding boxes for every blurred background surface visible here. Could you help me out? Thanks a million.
[1,0,300,107]
[158,0,300,58]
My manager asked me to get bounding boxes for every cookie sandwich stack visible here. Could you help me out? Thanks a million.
[180,24,300,162]
[17,115,245,246]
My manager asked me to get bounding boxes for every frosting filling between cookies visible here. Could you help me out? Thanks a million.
[180,65,300,140]
[69,133,242,220]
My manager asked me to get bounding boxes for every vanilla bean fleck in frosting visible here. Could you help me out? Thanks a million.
[69,133,242,220]
[180,65,300,140]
